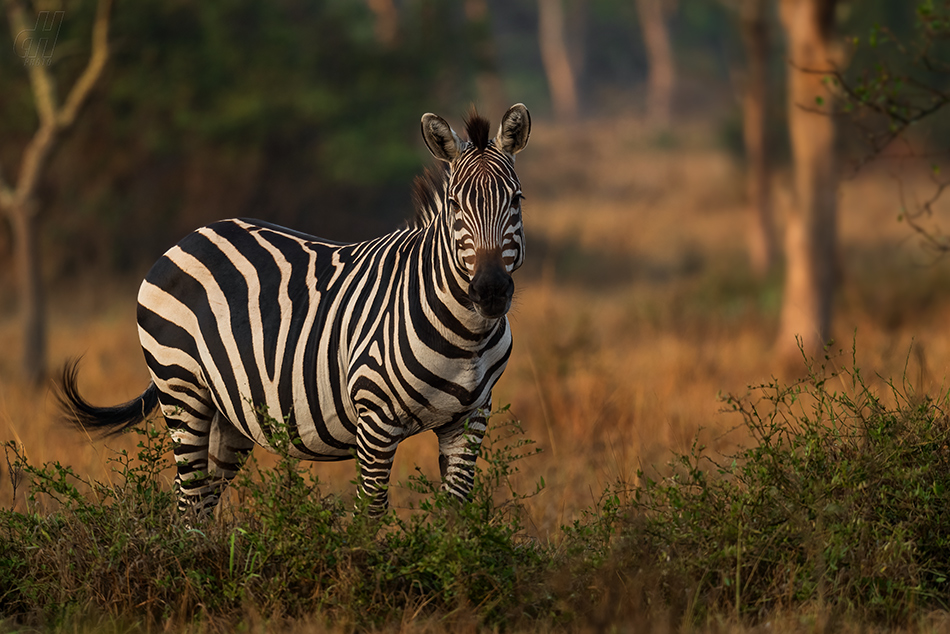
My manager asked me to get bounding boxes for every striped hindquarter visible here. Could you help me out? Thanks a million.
[57,104,531,518]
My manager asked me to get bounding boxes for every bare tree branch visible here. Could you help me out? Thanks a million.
[1,0,113,215]
[9,125,57,215]
[59,0,112,128]
[899,172,950,254]
[5,0,58,126]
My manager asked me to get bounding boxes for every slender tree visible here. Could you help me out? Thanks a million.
[365,0,398,47]
[538,0,579,120]
[0,0,112,384]
[565,0,589,96]
[739,0,775,277]
[636,0,676,128]
[775,0,839,363]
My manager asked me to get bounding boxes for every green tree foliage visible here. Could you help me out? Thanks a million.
[0,0,481,276]
[832,1,950,250]
[106,1,476,183]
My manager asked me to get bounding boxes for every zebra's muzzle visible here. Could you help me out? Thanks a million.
[468,265,514,319]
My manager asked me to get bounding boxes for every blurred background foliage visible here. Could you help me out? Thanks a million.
[2,0,488,280]
[0,0,943,284]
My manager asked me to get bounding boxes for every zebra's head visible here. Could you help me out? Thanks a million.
[420,104,531,320]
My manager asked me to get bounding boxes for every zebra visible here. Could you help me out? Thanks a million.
[58,104,531,518]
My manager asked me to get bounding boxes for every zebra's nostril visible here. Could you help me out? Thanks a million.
[469,267,514,318]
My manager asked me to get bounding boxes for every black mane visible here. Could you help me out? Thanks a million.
[464,110,491,151]
[407,165,447,230]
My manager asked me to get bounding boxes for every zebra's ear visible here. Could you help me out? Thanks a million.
[495,103,531,157]
[421,113,462,163]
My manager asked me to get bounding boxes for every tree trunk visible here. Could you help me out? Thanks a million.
[740,0,775,276]
[565,0,588,94]
[2,118,57,387]
[11,201,45,385]
[366,0,398,47]
[776,0,838,363]
[636,0,675,129]
[538,0,579,121]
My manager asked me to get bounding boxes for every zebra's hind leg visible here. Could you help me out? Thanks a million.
[158,395,233,519]
[207,413,255,507]
[435,410,488,502]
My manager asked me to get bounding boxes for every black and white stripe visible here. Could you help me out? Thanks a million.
[58,104,531,517]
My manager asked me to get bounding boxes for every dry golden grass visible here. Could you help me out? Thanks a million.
[2,115,949,546]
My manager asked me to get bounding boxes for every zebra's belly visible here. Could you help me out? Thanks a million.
[277,381,369,461]
[171,345,357,461]
[287,412,358,460]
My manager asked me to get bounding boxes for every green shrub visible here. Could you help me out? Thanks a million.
[0,413,551,631]
[567,343,950,625]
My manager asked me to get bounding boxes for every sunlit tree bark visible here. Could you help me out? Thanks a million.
[1,0,112,384]
[565,0,588,94]
[538,0,579,121]
[636,0,675,129]
[366,0,398,47]
[740,0,775,276]
[776,0,839,363]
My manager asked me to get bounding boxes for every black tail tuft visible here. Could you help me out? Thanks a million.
[56,358,160,437]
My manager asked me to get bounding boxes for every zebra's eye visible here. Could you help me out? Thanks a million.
[510,194,523,218]
[448,198,461,213]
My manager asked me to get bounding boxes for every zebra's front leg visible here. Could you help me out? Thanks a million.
[436,409,488,502]
[355,419,403,518]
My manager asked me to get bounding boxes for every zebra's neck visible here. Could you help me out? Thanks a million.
[411,209,505,341]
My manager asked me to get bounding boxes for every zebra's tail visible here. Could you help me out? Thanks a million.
[57,358,160,437]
